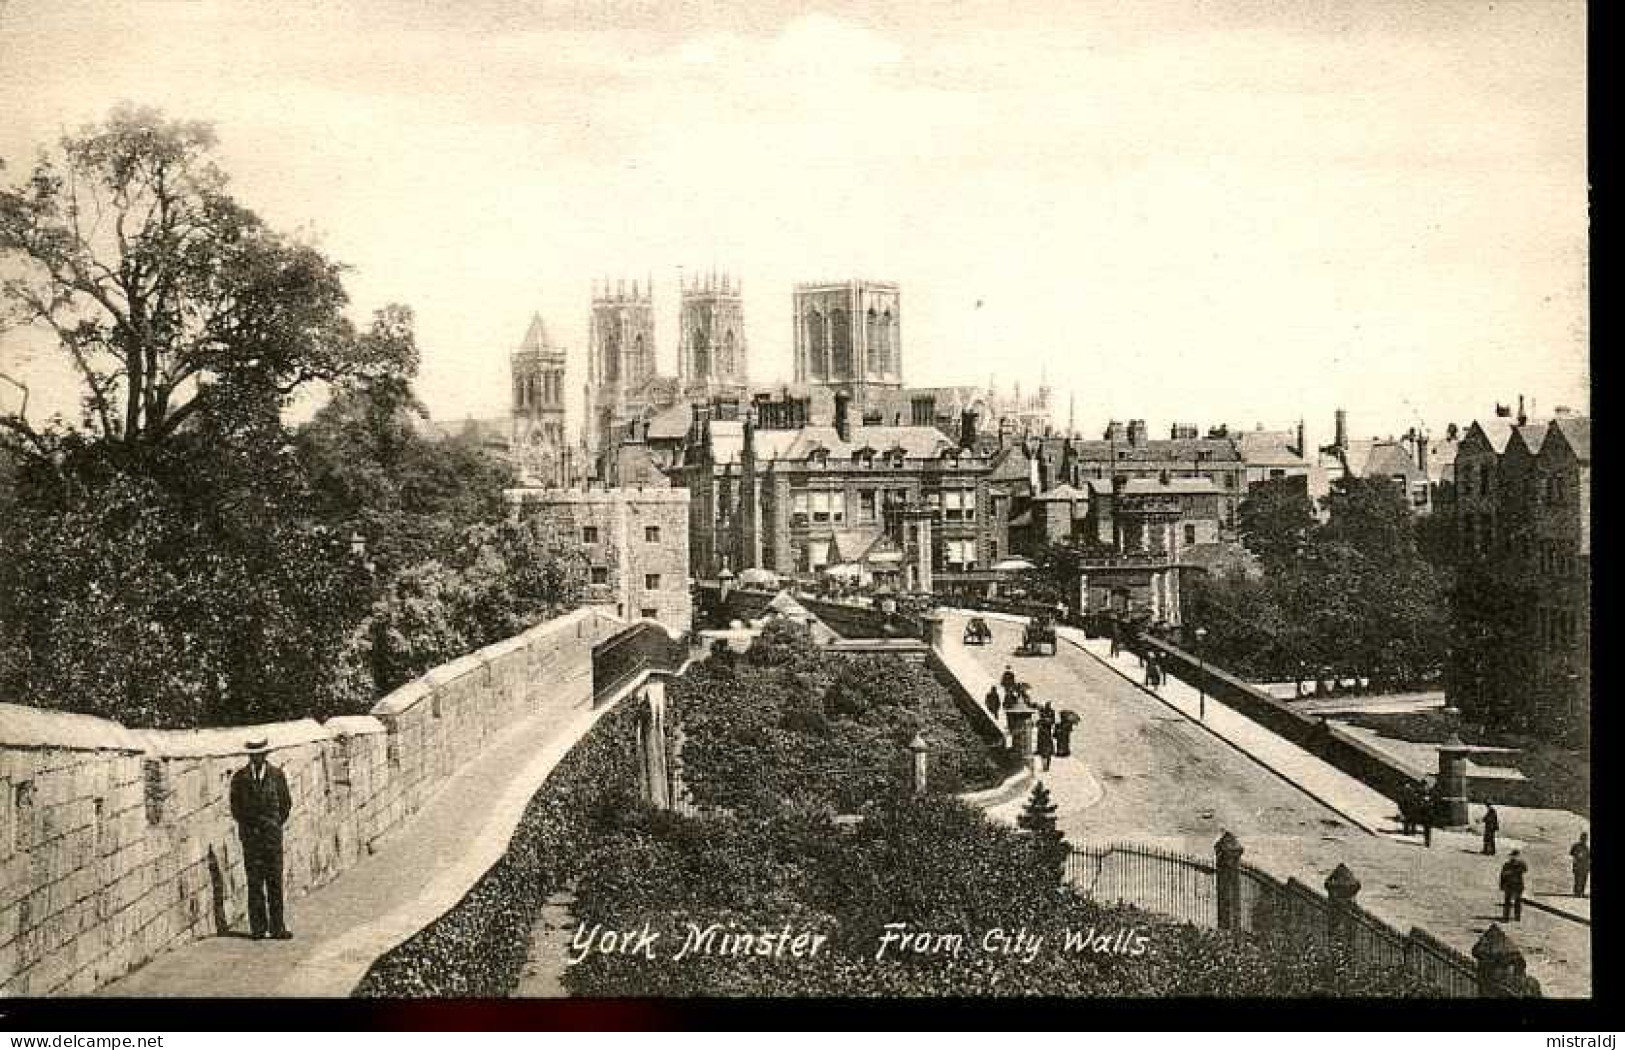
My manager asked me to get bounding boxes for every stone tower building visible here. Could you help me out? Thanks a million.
[586,277,658,457]
[792,280,901,409]
[678,271,748,399]
[510,312,569,484]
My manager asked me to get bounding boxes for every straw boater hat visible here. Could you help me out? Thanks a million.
[244,738,269,753]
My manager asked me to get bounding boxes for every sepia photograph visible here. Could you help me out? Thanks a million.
[0,0,1592,1030]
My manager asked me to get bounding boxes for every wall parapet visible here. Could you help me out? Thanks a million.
[0,604,621,997]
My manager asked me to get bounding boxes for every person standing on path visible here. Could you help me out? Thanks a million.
[985,686,1002,720]
[230,738,293,941]
[1054,718,1074,758]
[1001,665,1018,695]
[1036,719,1055,772]
[1482,804,1500,856]
[1499,850,1528,922]
[1108,622,1122,658]
[1571,832,1591,897]
[1417,781,1436,847]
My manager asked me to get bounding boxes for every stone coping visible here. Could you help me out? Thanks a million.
[0,606,613,754]
[0,701,146,753]
[139,718,329,759]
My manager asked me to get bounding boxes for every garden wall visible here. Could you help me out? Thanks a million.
[0,606,620,997]
[1133,634,1553,811]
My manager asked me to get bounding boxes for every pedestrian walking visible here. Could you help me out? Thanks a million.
[1419,782,1435,848]
[230,738,293,940]
[1398,781,1418,837]
[1144,653,1162,691]
[1108,623,1121,658]
[985,686,1002,720]
[1482,804,1500,856]
[1039,702,1056,729]
[1001,665,1017,695]
[1054,718,1074,758]
[1036,719,1055,772]
[1499,850,1528,922]
[1571,832,1591,897]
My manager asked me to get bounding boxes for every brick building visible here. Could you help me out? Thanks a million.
[1448,407,1590,741]
[506,486,692,634]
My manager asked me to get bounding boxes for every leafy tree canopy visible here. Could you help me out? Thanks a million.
[0,105,415,467]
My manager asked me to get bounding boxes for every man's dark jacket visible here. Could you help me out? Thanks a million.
[230,763,292,841]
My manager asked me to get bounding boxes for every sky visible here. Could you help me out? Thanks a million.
[0,0,1588,446]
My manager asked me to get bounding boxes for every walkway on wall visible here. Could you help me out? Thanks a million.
[99,655,623,998]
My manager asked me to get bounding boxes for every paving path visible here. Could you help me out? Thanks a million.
[945,612,1591,998]
[99,657,611,998]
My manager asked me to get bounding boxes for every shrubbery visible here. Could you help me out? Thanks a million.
[667,619,1006,812]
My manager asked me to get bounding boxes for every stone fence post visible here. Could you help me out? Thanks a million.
[1324,863,1361,945]
[1214,831,1244,931]
[909,734,929,796]
[1436,733,1471,827]
[1004,698,1036,766]
[1472,924,1540,997]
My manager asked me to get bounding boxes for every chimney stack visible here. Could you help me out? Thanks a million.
[1127,419,1148,447]
[1416,430,1429,476]
[1517,395,1527,426]
[1334,409,1348,450]
[1296,419,1307,459]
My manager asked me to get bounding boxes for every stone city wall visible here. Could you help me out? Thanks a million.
[0,606,620,997]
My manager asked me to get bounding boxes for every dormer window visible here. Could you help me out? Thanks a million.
[888,447,907,468]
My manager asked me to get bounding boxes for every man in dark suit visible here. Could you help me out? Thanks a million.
[230,738,293,940]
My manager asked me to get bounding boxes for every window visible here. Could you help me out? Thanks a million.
[645,525,661,543]
[793,492,809,519]
[1224,473,1237,490]
[1184,524,1197,545]
[644,573,662,591]
[943,489,974,521]
[590,566,609,585]
[1269,469,1286,480]
[811,491,831,523]
[582,526,600,544]
[859,490,878,522]
[1479,464,1492,494]
[809,540,831,569]
[1412,483,1429,508]
[945,539,976,567]
[641,608,658,621]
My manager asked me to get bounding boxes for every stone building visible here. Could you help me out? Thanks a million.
[585,278,677,461]
[509,313,574,486]
[673,403,999,593]
[1315,408,1448,514]
[793,279,902,413]
[678,272,749,400]
[1448,406,1589,740]
[506,485,692,634]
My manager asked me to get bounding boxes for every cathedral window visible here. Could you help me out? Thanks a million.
[829,309,852,377]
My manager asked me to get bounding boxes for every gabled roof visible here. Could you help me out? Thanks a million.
[1549,416,1591,462]
[1035,483,1088,502]
[830,527,885,563]
[645,403,694,441]
[707,420,745,464]
[1236,430,1308,467]
[1361,442,1423,481]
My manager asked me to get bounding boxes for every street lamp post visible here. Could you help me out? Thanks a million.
[1194,626,1209,721]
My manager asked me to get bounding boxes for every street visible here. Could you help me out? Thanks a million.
[946,612,1592,997]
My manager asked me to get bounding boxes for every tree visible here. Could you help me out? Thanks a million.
[1237,475,1316,571]
[1017,781,1069,886]
[296,379,516,571]
[0,105,415,468]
